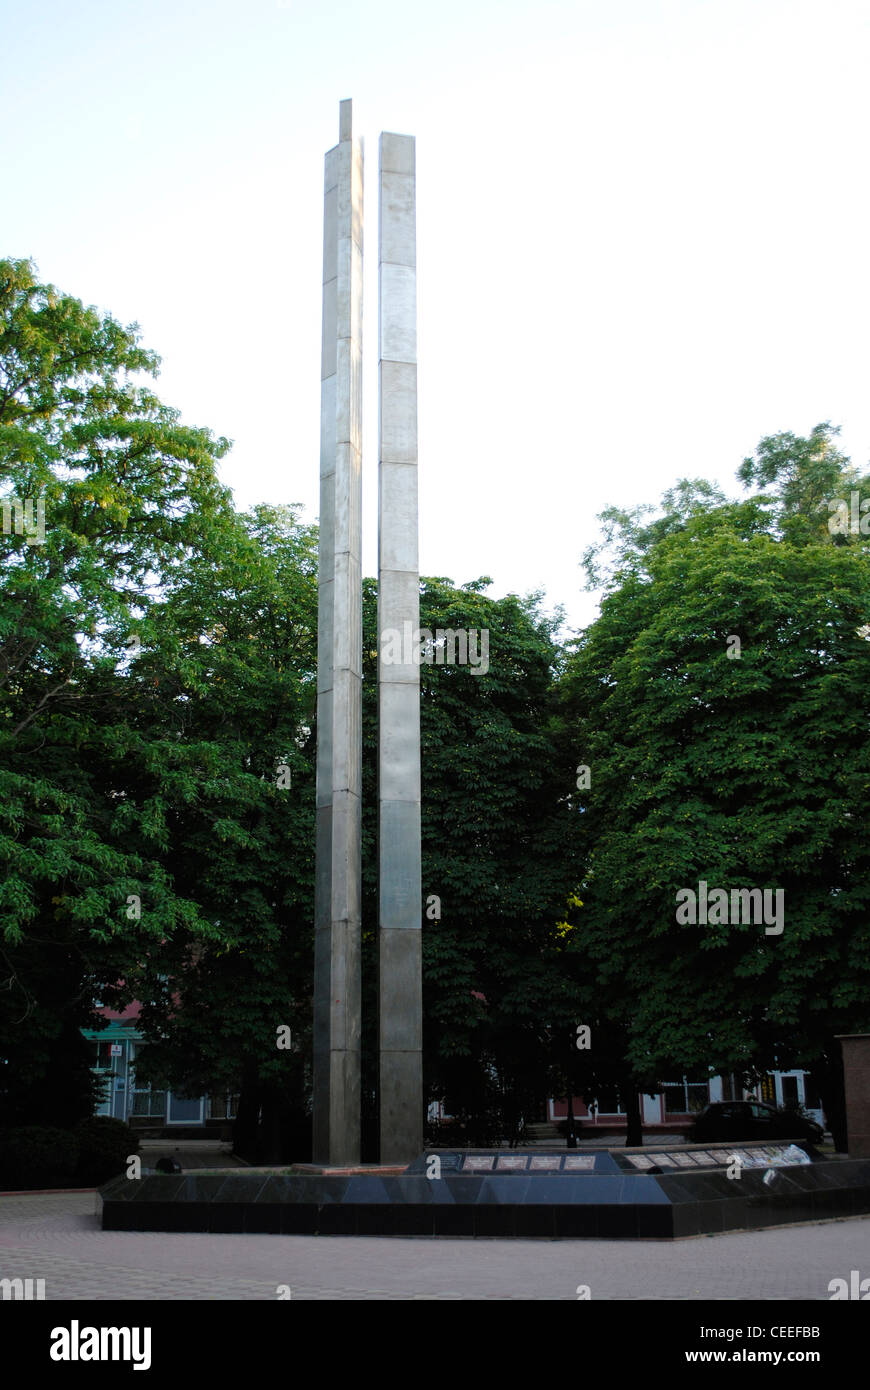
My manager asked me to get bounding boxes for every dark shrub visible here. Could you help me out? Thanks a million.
[0,1127,78,1190]
[73,1116,139,1185]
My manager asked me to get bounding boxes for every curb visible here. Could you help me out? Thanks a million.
[0,1187,98,1197]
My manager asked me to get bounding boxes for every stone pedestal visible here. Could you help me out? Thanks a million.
[837,1033,870,1158]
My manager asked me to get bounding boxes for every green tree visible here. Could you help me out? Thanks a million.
[1,258,582,1149]
[0,257,234,1123]
[364,578,581,1141]
[120,505,319,1161]
[559,426,870,1145]
[127,568,580,1158]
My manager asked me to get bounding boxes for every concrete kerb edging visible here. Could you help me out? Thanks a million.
[0,1187,98,1197]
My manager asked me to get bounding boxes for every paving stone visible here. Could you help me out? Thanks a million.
[0,1191,867,1299]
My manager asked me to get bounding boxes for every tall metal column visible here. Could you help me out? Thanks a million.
[377,131,423,1162]
[313,99,363,1166]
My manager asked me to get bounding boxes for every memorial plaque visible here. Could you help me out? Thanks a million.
[673,1151,700,1166]
[462,1155,495,1171]
[563,1155,596,1170]
[496,1155,528,1171]
[529,1155,562,1171]
[627,1155,657,1170]
[740,1150,768,1167]
[780,1144,812,1165]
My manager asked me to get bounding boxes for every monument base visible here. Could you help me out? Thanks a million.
[99,1141,870,1239]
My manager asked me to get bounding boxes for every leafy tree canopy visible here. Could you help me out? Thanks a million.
[560,424,870,1098]
[0,257,236,1121]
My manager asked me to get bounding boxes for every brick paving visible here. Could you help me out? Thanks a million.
[0,1191,867,1299]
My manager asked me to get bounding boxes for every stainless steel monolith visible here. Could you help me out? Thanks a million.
[377,131,423,1162]
[312,99,363,1166]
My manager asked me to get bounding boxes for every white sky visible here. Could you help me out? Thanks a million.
[4,0,870,635]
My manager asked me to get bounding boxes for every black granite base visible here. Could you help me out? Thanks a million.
[98,1142,870,1239]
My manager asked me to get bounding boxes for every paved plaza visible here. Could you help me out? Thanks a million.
[0,1190,867,1300]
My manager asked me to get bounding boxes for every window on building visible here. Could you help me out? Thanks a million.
[91,1042,113,1113]
[128,1044,166,1119]
[129,1086,167,1118]
[94,1040,116,1070]
[208,1095,239,1120]
[660,1078,709,1114]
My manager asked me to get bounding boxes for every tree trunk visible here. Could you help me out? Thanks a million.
[259,1087,284,1164]
[817,1045,848,1153]
[566,1093,577,1148]
[232,1064,261,1162]
[623,1082,643,1147]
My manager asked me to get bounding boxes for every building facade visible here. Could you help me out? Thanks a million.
[82,1004,234,1131]
[548,1069,824,1133]
[85,1007,824,1139]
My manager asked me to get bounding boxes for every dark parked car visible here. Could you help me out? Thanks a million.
[688,1100,824,1145]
